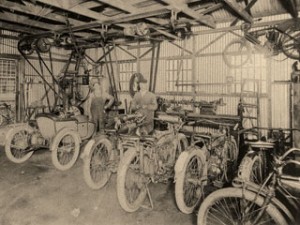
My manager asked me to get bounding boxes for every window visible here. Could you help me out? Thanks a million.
[0,58,16,95]
[119,62,136,91]
[166,59,192,92]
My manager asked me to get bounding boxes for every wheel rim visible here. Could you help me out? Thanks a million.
[0,115,4,126]
[282,29,300,59]
[89,142,110,184]
[183,155,203,208]
[176,137,187,159]
[250,157,264,184]
[223,40,251,68]
[203,196,277,225]
[10,130,30,159]
[57,134,76,165]
[125,154,146,208]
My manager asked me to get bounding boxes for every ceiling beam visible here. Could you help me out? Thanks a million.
[0,0,67,24]
[104,8,170,24]
[0,21,43,34]
[34,0,109,21]
[96,0,165,26]
[159,0,216,28]
[0,12,63,31]
[223,0,253,23]
[153,28,180,40]
[0,0,100,29]
[96,0,138,13]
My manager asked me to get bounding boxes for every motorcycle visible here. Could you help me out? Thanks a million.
[81,113,147,189]
[174,119,239,214]
[116,113,188,212]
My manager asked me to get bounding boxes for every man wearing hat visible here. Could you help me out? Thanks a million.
[131,73,158,135]
[88,78,114,132]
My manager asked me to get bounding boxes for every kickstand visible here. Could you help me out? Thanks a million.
[141,184,154,210]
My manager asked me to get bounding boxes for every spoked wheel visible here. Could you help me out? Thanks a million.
[175,147,206,214]
[175,133,188,159]
[5,126,34,163]
[281,28,300,60]
[0,114,4,126]
[238,153,265,184]
[83,138,113,189]
[223,138,239,182]
[222,38,252,68]
[18,38,35,55]
[51,129,81,171]
[117,148,147,212]
[197,187,287,225]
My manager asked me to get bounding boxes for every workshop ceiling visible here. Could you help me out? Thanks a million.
[0,0,299,45]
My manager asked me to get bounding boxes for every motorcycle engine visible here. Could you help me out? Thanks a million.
[208,139,226,179]
[143,136,175,177]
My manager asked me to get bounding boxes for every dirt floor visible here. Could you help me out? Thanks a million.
[0,127,196,225]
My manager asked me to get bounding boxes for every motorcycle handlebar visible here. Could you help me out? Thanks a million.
[280,148,300,161]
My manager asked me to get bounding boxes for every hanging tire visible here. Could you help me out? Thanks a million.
[175,146,206,214]
[222,38,252,68]
[51,129,81,171]
[83,138,113,189]
[5,125,34,163]
[117,148,147,212]
[197,187,288,225]
[281,25,300,60]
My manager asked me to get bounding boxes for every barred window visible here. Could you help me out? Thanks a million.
[166,59,192,93]
[0,58,16,94]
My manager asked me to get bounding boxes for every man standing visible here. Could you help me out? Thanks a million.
[131,73,158,135]
[89,78,114,132]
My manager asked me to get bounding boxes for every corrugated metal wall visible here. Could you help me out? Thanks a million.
[0,13,296,128]
[111,13,295,130]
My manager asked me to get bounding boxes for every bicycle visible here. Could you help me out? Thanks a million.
[223,18,300,68]
[197,147,300,225]
[0,102,15,126]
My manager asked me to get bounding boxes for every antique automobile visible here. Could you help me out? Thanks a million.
[174,115,239,214]
[116,113,188,212]
[5,113,95,171]
[81,112,147,189]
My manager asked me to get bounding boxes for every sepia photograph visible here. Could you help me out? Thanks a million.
[0,0,300,224]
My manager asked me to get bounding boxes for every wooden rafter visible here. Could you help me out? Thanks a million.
[34,0,108,22]
[223,0,253,23]
[0,21,41,34]
[159,0,216,28]
[0,12,63,31]
[0,0,66,24]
